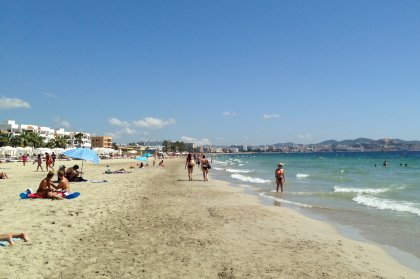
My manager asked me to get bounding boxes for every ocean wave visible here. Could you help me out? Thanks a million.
[231,173,270,184]
[226,168,252,173]
[353,195,420,217]
[333,186,391,194]
[296,173,310,178]
[213,167,224,171]
[259,192,312,208]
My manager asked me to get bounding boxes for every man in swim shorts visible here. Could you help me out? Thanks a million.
[275,162,285,193]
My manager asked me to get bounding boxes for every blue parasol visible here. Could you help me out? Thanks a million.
[135,156,148,161]
[142,153,153,157]
[63,148,100,172]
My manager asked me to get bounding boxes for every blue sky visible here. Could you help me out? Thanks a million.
[1,0,419,145]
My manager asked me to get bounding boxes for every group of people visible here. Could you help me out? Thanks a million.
[33,152,57,172]
[185,153,211,182]
[33,170,71,199]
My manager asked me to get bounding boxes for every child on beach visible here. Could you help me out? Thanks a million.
[0,172,9,179]
[35,154,44,172]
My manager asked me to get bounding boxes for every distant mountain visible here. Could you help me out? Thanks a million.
[323,138,375,145]
[273,138,420,147]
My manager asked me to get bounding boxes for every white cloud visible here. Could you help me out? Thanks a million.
[182,136,211,146]
[107,127,137,139]
[133,117,176,129]
[262,113,280,119]
[109,117,130,127]
[44,92,58,98]
[298,134,312,140]
[54,117,71,128]
[0,97,31,110]
[222,111,238,117]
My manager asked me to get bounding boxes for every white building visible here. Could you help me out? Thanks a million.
[0,120,91,147]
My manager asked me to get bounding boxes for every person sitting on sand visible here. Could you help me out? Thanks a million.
[104,168,128,174]
[0,172,9,179]
[65,165,86,182]
[35,171,63,200]
[55,170,71,196]
[159,160,165,167]
[0,232,30,246]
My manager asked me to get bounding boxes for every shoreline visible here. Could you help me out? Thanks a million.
[0,158,419,278]
[212,168,420,272]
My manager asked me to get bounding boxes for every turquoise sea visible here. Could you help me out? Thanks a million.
[211,152,420,269]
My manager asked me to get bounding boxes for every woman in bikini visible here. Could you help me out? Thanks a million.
[200,154,210,182]
[275,162,285,193]
[185,153,196,181]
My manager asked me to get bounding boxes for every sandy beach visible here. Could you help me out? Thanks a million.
[0,157,419,279]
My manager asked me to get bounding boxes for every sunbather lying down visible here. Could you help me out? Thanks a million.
[104,168,130,174]
[0,232,30,246]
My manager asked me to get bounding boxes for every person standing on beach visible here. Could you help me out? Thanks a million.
[275,162,285,193]
[45,153,54,172]
[35,154,44,172]
[185,153,195,181]
[22,153,28,166]
[201,155,210,182]
[51,152,56,167]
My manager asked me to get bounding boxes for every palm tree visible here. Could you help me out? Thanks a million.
[9,135,22,147]
[74,133,84,147]
[0,133,12,147]
[54,135,70,149]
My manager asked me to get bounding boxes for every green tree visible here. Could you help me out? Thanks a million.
[9,135,22,147]
[112,142,118,150]
[74,133,84,147]
[54,135,70,149]
[0,133,12,147]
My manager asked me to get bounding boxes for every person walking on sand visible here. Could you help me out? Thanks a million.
[275,162,285,193]
[51,152,56,167]
[201,154,210,182]
[35,154,44,172]
[185,153,196,181]
[45,153,54,172]
[22,153,28,166]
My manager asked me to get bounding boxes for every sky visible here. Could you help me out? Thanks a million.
[1,0,420,146]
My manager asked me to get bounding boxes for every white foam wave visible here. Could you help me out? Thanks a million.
[213,167,224,171]
[226,168,252,173]
[333,186,390,194]
[259,193,312,208]
[296,173,310,178]
[238,164,245,166]
[353,195,420,217]
[231,173,270,184]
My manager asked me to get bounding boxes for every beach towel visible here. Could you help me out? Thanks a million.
[0,238,20,247]
[20,192,80,199]
[81,180,108,183]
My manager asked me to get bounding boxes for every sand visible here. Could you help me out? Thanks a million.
[0,157,419,279]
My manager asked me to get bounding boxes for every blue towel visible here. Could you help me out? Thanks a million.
[0,238,21,247]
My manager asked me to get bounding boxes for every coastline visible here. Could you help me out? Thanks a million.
[0,158,419,278]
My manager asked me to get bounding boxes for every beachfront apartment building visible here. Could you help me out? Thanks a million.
[0,120,92,147]
[91,136,113,148]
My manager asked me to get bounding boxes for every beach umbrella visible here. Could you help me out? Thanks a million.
[63,148,100,172]
[135,156,148,161]
[142,153,153,157]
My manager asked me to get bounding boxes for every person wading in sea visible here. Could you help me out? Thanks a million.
[275,162,285,193]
